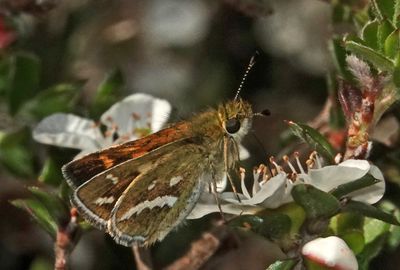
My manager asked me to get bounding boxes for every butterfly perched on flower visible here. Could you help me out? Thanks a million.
[62,57,260,247]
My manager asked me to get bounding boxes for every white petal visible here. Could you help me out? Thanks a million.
[100,93,171,136]
[241,172,252,199]
[239,144,250,160]
[187,192,261,219]
[348,164,385,204]
[306,159,370,192]
[302,236,358,270]
[226,173,291,208]
[33,113,104,151]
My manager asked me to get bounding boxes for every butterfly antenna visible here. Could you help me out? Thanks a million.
[234,52,258,101]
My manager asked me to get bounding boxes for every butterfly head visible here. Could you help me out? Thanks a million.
[218,99,253,141]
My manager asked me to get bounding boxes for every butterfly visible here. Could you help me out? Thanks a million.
[62,56,262,247]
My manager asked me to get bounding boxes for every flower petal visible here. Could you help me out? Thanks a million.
[305,159,370,192]
[226,173,291,208]
[239,144,250,160]
[302,236,358,270]
[100,93,171,136]
[33,113,105,151]
[347,164,385,204]
[187,192,261,219]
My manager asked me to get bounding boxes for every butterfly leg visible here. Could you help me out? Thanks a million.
[223,136,241,203]
[210,168,226,221]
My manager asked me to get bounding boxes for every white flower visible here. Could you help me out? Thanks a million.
[188,154,385,219]
[302,236,358,270]
[33,93,172,156]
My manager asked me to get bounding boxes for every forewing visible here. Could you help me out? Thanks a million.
[72,138,199,230]
[108,144,208,247]
[63,122,191,188]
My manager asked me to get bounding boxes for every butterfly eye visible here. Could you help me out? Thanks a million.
[225,118,241,134]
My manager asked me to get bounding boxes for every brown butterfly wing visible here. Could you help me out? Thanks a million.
[62,122,191,188]
[72,137,201,230]
[107,143,209,246]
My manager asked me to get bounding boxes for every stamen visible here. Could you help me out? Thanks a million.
[283,155,297,173]
[252,165,264,195]
[269,156,283,173]
[314,152,322,169]
[294,152,306,174]
[306,159,314,169]
[240,167,251,199]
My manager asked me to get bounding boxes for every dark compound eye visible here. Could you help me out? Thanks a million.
[225,118,241,134]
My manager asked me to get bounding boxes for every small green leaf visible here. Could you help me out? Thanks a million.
[91,69,124,118]
[384,29,400,59]
[257,213,291,240]
[228,215,264,230]
[330,174,380,199]
[337,213,365,254]
[362,19,379,50]
[6,53,41,115]
[332,2,352,24]
[357,233,387,270]
[28,187,70,225]
[38,158,64,186]
[266,259,298,270]
[0,129,35,177]
[377,19,395,52]
[372,0,395,21]
[342,200,400,225]
[394,0,400,27]
[292,184,340,220]
[345,40,394,72]
[11,198,57,237]
[21,83,81,119]
[393,51,400,87]
[287,121,336,162]
[364,217,390,244]
[329,38,353,80]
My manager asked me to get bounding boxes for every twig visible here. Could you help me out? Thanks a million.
[132,244,153,270]
[54,208,79,270]
[164,223,230,270]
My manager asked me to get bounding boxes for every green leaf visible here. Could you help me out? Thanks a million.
[291,184,340,220]
[372,0,395,21]
[377,19,395,53]
[228,215,264,230]
[266,259,297,270]
[6,53,41,115]
[357,233,387,270]
[287,121,336,162]
[332,2,352,24]
[384,29,400,59]
[11,198,57,237]
[345,40,394,72]
[364,217,390,244]
[0,129,35,177]
[337,213,365,254]
[394,0,400,27]
[330,174,380,199]
[91,69,124,118]
[21,83,80,119]
[329,38,353,80]
[393,51,400,88]
[362,19,379,50]
[257,213,291,240]
[38,158,64,186]
[342,200,400,225]
[28,187,70,225]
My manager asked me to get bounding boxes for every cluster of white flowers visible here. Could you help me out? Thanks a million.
[188,154,385,219]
